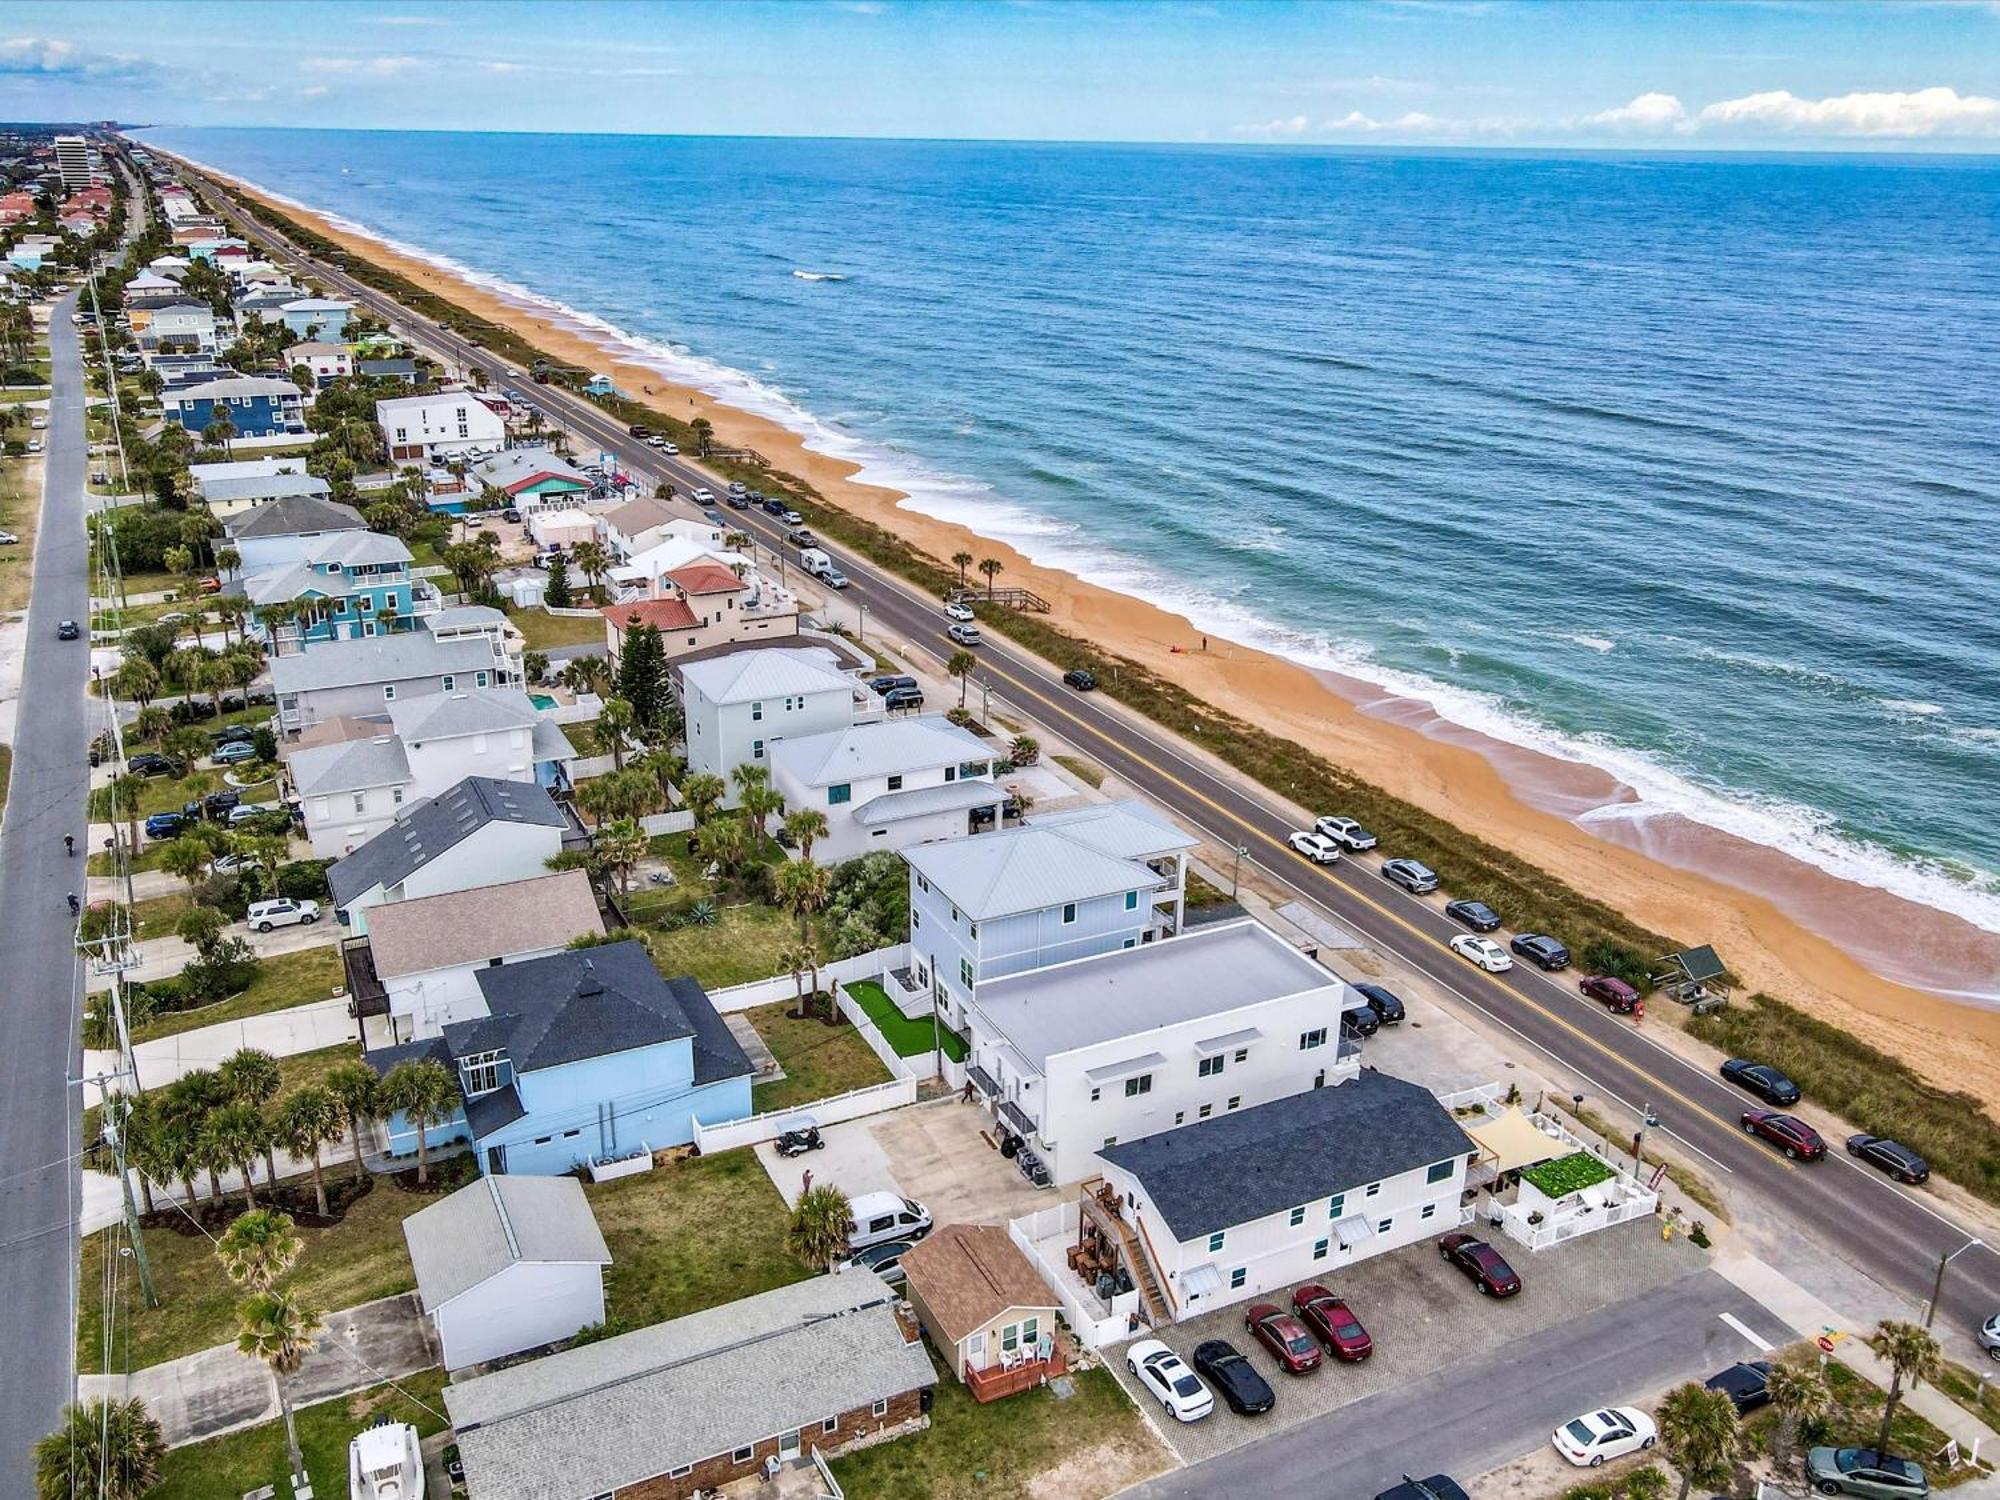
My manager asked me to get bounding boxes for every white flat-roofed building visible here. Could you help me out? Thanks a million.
[962,918,1362,1184]
[377,388,506,463]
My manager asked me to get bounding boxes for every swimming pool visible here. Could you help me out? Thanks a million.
[530,693,558,711]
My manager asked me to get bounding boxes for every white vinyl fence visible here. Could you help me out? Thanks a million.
[692,1077,917,1154]
[704,944,909,1015]
[639,810,696,836]
[1009,1202,1139,1351]
[836,984,916,1081]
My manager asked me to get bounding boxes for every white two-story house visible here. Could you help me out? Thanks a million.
[769,715,1003,865]
[962,918,1362,1184]
[1096,1070,1475,1320]
[680,645,861,805]
[377,389,507,464]
[903,800,1197,1029]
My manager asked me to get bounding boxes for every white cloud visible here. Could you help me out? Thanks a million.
[1320,108,1522,136]
[1232,113,1310,136]
[0,35,161,85]
[299,85,330,98]
[303,54,425,76]
[1586,91,1688,132]
[482,60,524,74]
[1696,86,2000,137]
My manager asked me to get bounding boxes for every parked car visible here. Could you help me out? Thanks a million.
[1804,1448,1929,1499]
[1127,1341,1215,1423]
[943,600,975,622]
[210,852,254,876]
[143,811,186,840]
[1245,1303,1322,1373]
[0,530,17,544]
[203,789,242,818]
[197,575,222,594]
[1705,1359,1774,1415]
[1353,982,1406,1025]
[945,622,981,647]
[728,481,747,497]
[868,674,918,696]
[1062,668,1097,691]
[56,619,80,640]
[762,496,790,516]
[1510,933,1572,971]
[726,490,751,508]
[1288,829,1343,865]
[785,525,817,547]
[249,898,320,932]
[780,507,804,525]
[1375,1478,1470,1500]
[1579,974,1642,1013]
[1740,1109,1826,1161]
[1552,1406,1656,1467]
[1720,1058,1802,1106]
[645,434,666,447]
[129,752,174,778]
[212,724,257,746]
[660,441,679,454]
[25,438,41,454]
[1340,1003,1380,1038]
[1312,814,1377,850]
[691,487,716,503]
[1845,1135,1930,1184]
[883,685,925,711]
[1190,1339,1275,1416]
[846,1191,931,1252]
[1979,1312,2000,1362]
[1449,934,1513,973]
[844,1239,912,1285]
[628,424,651,437]
[501,508,522,524]
[1438,1233,1521,1297]
[817,566,850,590]
[1444,899,1501,932]
[213,740,260,765]
[1292,1285,1373,1360]
[1381,858,1438,894]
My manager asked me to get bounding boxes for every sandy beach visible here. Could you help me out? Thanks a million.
[199,165,2000,1108]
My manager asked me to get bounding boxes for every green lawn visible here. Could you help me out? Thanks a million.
[587,1148,810,1330]
[126,889,195,940]
[0,745,11,820]
[1052,753,1106,789]
[131,946,345,1043]
[505,603,606,651]
[1742,1353,1975,1488]
[830,1358,1165,1500]
[746,1001,894,1115]
[638,901,800,991]
[845,980,968,1063]
[87,838,170,877]
[90,770,278,823]
[147,1368,448,1500]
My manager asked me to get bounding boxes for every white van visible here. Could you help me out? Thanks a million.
[846,1191,932,1252]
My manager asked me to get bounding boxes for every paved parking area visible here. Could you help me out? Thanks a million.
[1108,1218,1706,1464]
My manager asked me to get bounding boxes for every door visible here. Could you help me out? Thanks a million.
[486,1144,507,1174]
[777,1431,800,1463]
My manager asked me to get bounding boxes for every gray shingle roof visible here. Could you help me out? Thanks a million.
[768,714,991,788]
[1098,1071,1475,1242]
[403,1174,611,1312]
[327,776,567,908]
[365,869,603,981]
[270,632,501,696]
[287,734,410,798]
[445,1272,934,1500]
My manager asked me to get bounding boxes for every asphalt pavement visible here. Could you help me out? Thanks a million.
[0,289,94,1492]
[187,164,2000,1347]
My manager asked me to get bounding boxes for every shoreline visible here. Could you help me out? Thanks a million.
[182,157,2000,1105]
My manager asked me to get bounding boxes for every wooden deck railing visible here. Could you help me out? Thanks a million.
[964,1343,1068,1403]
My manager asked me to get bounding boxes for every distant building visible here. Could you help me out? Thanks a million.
[286,340,352,388]
[54,135,91,192]
[278,296,353,339]
[469,445,593,514]
[163,376,309,445]
[679,645,863,803]
[377,389,506,464]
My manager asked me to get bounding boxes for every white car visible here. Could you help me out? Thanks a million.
[248,898,319,932]
[943,600,975,623]
[1552,1407,1656,1467]
[1127,1340,1214,1423]
[691,487,715,503]
[646,435,666,447]
[26,439,42,454]
[1288,829,1343,864]
[1314,814,1378,851]
[1450,934,1513,972]
[661,441,679,454]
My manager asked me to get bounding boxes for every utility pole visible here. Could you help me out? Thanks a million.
[99,1090,159,1309]
[1230,843,1247,898]
[1925,1238,1982,1329]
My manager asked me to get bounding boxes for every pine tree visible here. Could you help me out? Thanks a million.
[617,622,668,730]
[544,552,572,608]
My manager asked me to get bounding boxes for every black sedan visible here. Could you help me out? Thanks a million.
[1376,1478,1471,1500]
[1846,1134,1930,1184]
[1705,1359,1773,1415]
[56,619,81,640]
[128,752,174,778]
[1720,1058,1801,1106]
[1444,899,1501,932]
[1510,933,1571,971]
[1062,668,1097,691]
[1353,982,1406,1024]
[1191,1338,1275,1416]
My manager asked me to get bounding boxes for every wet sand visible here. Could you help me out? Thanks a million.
[194,163,2000,1107]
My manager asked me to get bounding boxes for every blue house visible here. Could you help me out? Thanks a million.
[163,375,308,441]
[367,942,754,1176]
[240,530,434,648]
[279,297,355,340]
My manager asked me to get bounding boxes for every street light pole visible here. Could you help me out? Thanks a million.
[1924,1237,1982,1329]
[1230,844,1247,898]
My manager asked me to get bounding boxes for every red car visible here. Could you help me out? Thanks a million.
[1579,975,1642,1014]
[1291,1284,1373,1360]
[1438,1233,1522,1297]
[1244,1302,1323,1373]
[1740,1109,1826,1161]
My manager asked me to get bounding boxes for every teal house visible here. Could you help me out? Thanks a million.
[239,531,438,649]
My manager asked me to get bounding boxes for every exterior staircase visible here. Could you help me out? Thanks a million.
[1079,1177,1172,1326]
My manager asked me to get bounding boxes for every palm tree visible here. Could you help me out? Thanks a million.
[947,649,976,708]
[219,1047,284,1185]
[237,1286,324,1482]
[571,539,611,602]
[594,817,649,898]
[977,556,1003,598]
[132,704,173,744]
[380,1057,460,1185]
[1764,1359,1831,1472]
[690,415,714,456]
[160,835,211,898]
[324,1062,381,1184]
[202,411,236,458]
[769,858,832,1001]
[701,814,752,878]
[594,695,636,770]
[561,653,611,700]
[781,807,829,862]
[105,770,145,853]
[680,771,727,825]
[952,550,973,587]
[778,940,813,1019]
[1656,1380,1738,1500]
[274,1087,344,1217]
[633,748,685,808]
[786,1183,852,1273]
[202,1102,271,1211]
[1872,1319,1942,1455]
[741,781,783,851]
[34,1399,166,1500]
[110,656,159,707]
[215,1206,303,1293]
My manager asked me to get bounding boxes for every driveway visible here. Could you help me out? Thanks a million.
[1109,1218,1709,1466]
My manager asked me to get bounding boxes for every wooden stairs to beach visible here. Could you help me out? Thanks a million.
[1079,1177,1172,1326]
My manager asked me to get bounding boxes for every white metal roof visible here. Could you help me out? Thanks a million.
[680,645,853,706]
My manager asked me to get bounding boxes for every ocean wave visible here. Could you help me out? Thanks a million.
[1562,633,1616,653]
[792,270,848,282]
[1880,699,1945,718]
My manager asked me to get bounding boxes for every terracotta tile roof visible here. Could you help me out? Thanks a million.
[898,1224,1057,1343]
[666,562,747,596]
[601,598,698,632]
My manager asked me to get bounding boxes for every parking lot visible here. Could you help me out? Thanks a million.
[1107,1217,1707,1464]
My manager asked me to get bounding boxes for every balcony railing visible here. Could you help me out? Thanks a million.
[341,937,388,1020]
[964,1344,1068,1403]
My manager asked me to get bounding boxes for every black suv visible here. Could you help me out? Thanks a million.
[762,496,790,516]
[1063,668,1097,691]
[1444,899,1501,932]
[1340,1002,1380,1038]
[883,685,925,711]
[868,674,918,696]
[129,752,174,778]
[1509,933,1571,971]
[1353,982,1406,1024]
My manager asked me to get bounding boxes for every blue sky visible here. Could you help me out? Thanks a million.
[3,0,1998,149]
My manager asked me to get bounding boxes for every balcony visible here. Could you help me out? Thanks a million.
[964,1343,1068,1403]
[341,937,388,1020]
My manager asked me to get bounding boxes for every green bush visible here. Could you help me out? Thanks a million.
[1559,1465,1667,1500]
[1521,1151,1616,1199]
[276,859,333,902]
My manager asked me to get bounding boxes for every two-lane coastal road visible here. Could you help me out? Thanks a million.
[185,164,2000,1347]
[0,290,94,1495]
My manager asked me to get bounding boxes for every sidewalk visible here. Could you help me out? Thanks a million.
[83,996,356,1102]
[86,916,337,991]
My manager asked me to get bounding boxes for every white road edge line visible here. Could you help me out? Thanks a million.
[1719,1312,1773,1352]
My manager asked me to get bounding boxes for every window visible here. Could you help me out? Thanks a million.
[911,910,921,931]
[669,1466,693,1479]
[1198,1055,1225,1079]
[1123,937,1137,949]
[828,783,851,805]
[459,1050,504,1095]
[1229,1268,1247,1290]
[823,1416,839,1433]
[732,1447,755,1465]
[1327,1193,1345,1218]
[351,792,366,816]
[959,957,974,989]
[1227,1095,1241,1111]
[1061,902,1077,924]
[752,738,765,760]
[962,760,988,779]
[1199,1103,1212,1119]
[1124,1073,1152,1097]
[1421,1204,1437,1220]
[1427,1160,1454,1184]
[1233,1048,1248,1063]
[1299,1028,1327,1051]
[1207,1231,1226,1253]
[916,875,931,893]
[887,774,903,791]
[751,701,764,721]
[441,674,455,692]
[1022,1316,1039,1346]
[1174,1111,1184,1125]
[1313,1238,1330,1260]
[1102,1136,1117,1149]
[1364,1182,1380,1198]
[476,670,489,688]
[1125,890,1139,910]
[1377,1218,1392,1234]
[1289,1205,1307,1227]
[1089,1086,1100,1102]
[872,1398,889,1418]
[944,765,956,782]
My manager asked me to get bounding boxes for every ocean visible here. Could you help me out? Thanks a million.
[139,128,2000,942]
